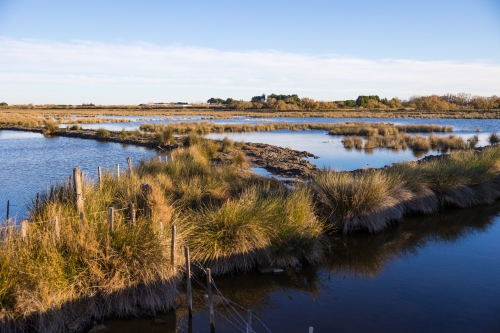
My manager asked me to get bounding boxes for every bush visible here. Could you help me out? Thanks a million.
[488,132,500,145]
[96,127,110,138]
[42,119,59,134]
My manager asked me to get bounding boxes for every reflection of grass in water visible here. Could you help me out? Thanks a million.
[327,202,500,278]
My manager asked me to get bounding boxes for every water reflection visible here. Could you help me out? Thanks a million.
[329,203,499,278]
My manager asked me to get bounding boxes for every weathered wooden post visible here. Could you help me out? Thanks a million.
[21,220,28,242]
[53,216,60,242]
[108,207,114,235]
[185,246,193,318]
[80,211,86,227]
[129,203,136,224]
[141,184,153,218]
[207,268,215,333]
[6,200,10,224]
[171,225,176,269]
[116,164,120,179]
[73,168,84,213]
[158,156,162,163]
[81,171,85,187]
[35,193,40,213]
[98,166,103,189]
[127,157,133,176]
[247,310,252,333]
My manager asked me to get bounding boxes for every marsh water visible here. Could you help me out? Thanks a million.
[1,118,500,332]
[0,130,158,219]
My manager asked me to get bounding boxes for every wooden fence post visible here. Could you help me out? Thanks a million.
[207,268,215,332]
[129,203,136,224]
[116,164,120,179]
[73,168,84,213]
[53,216,60,242]
[185,246,192,318]
[158,156,162,163]
[6,200,10,224]
[247,310,252,333]
[108,207,114,235]
[127,157,133,176]
[141,184,153,218]
[80,211,86,227]
[21,220,28,242]
[98,166,103,189]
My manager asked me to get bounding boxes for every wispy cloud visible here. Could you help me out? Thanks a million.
[0,37,499,104]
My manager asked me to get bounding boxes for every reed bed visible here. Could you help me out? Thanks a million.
[342,133,473,151]
[312,145,500,233]
[139,121,452,137]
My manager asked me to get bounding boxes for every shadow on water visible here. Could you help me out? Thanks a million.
[100,202,500,333]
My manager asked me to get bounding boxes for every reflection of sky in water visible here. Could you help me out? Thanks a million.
[207,130,492,171]
[0,131,158,220]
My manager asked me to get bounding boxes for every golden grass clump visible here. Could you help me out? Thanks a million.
[312,145,500,233]
[185,185,325,274]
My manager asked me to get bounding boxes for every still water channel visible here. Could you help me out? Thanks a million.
[1,120,499,332]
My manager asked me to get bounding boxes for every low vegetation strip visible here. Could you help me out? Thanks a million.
[312,145,500,233]
[139,121,452,136]
[342,133,477,151]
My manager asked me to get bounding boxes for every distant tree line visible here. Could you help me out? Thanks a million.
[205,93,499,111]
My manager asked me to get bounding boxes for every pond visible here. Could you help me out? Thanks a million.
[99,202,500,333]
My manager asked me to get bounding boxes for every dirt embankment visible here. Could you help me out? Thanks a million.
[241,143,319,179]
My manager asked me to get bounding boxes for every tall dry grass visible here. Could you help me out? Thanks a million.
[0,144,328,331]
[312,145,500,233]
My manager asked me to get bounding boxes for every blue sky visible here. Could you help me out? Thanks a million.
[0,0,499,104]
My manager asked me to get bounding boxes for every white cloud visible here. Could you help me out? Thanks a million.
[0,37,499,104]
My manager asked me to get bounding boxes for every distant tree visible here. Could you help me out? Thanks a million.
[345,100,356,107]
[267,94,301,105]
[251,94,266,102]
[207,97,226,104]
[0,102,8,107]
[225,98,234,105]
[356,95,380,107]
[301,97,318,110]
